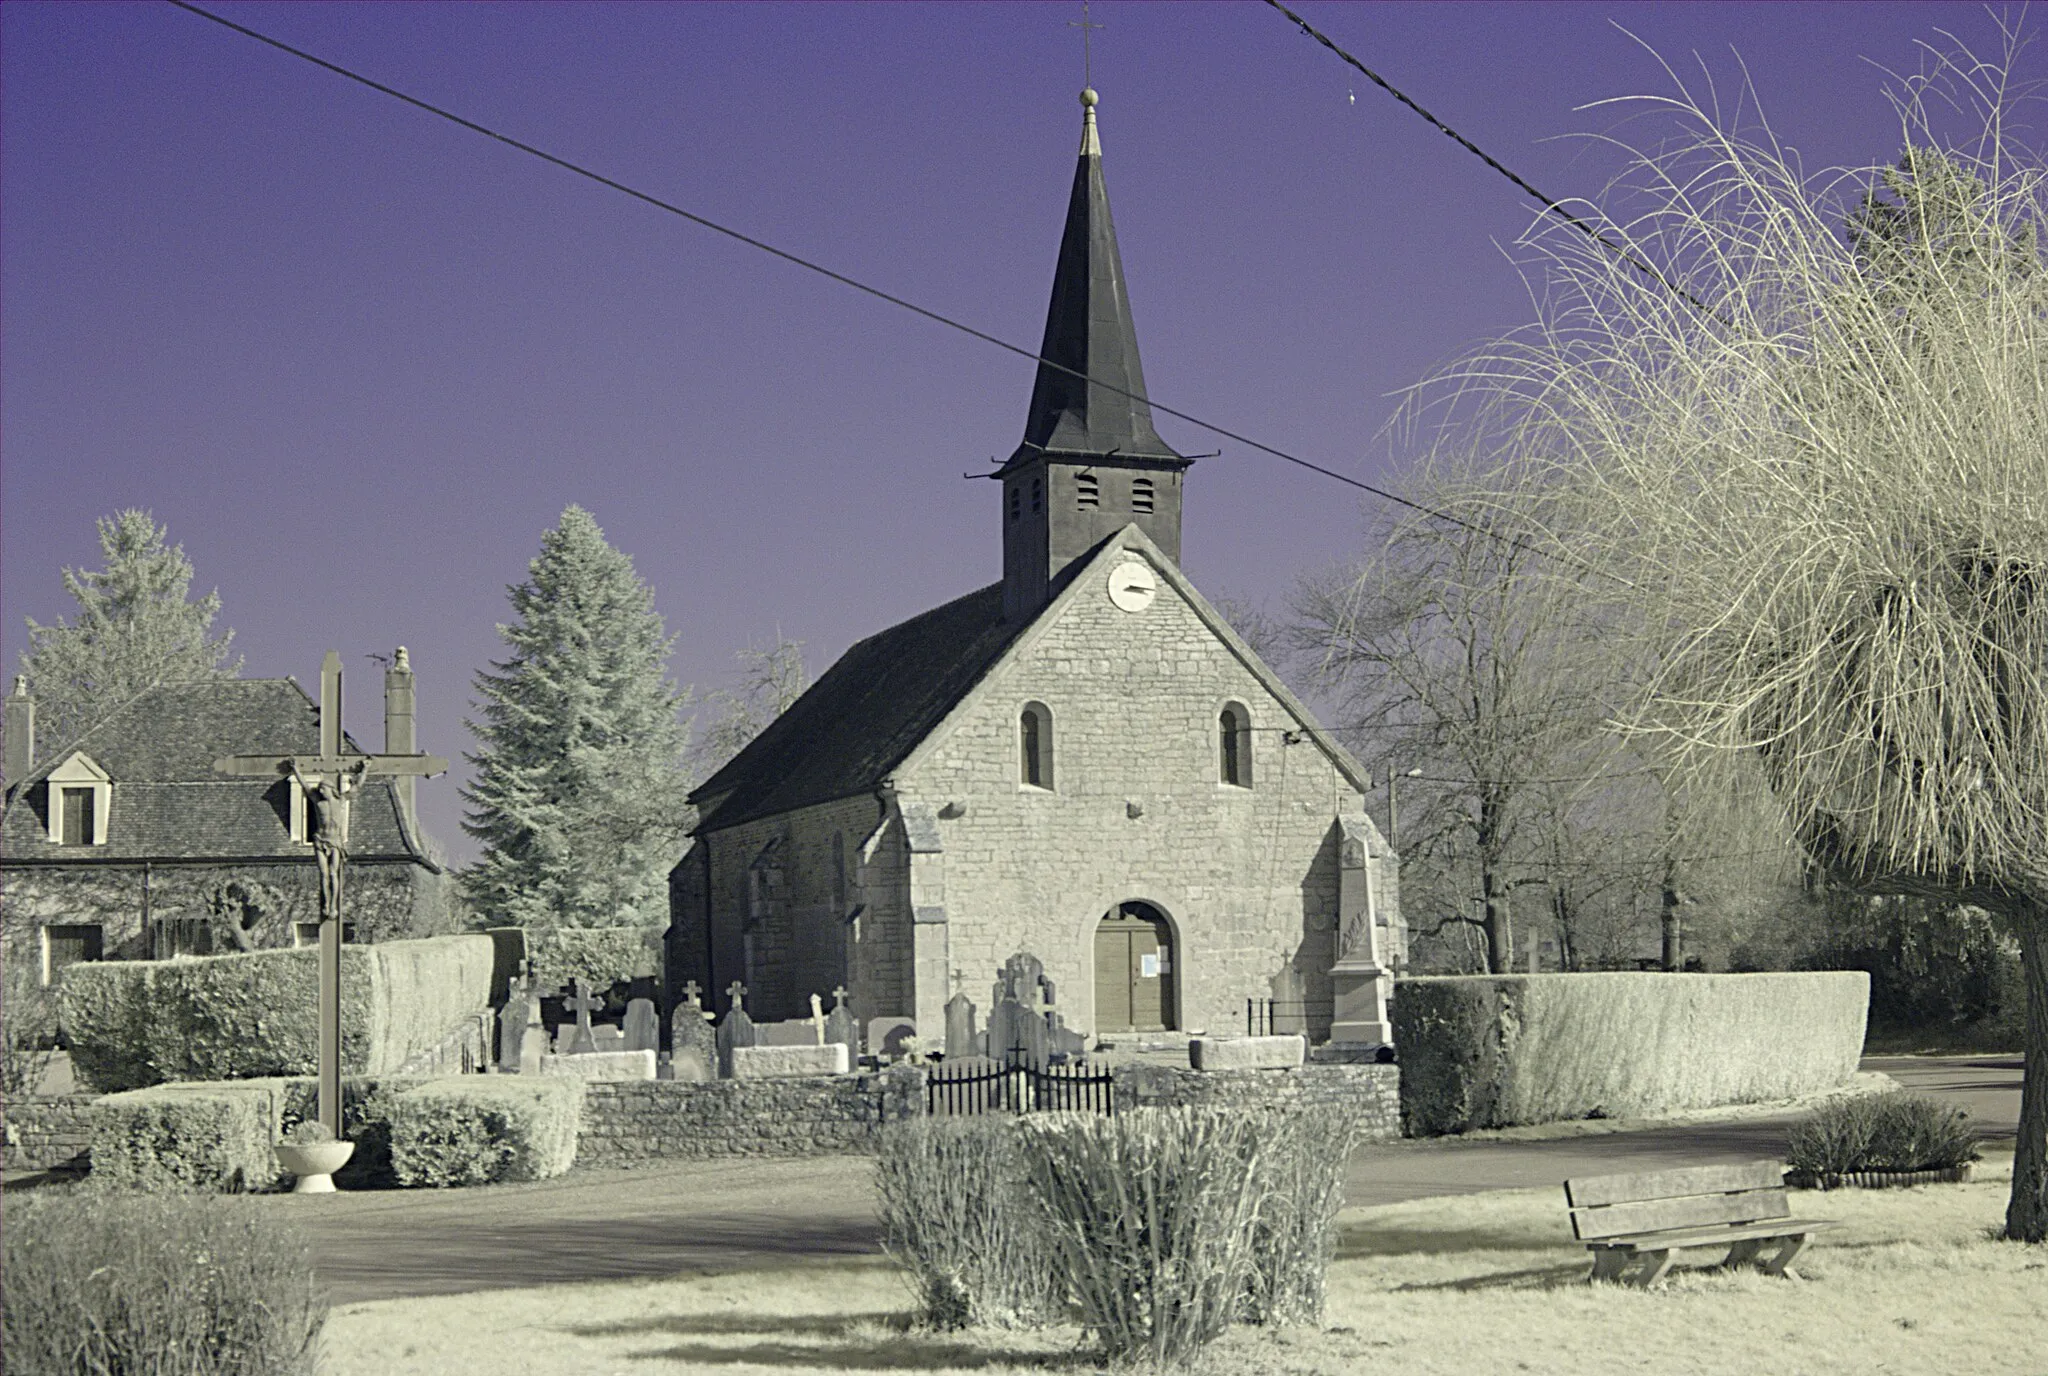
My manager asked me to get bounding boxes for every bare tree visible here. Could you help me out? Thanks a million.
[1296,499,1616,972]
[1436,36,2047,1239]
[690,635,810,781]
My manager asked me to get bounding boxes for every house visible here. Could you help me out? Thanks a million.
[1,652,447,987]
[666,91,1401,1048]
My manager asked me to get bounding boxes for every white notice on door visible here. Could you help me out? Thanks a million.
[1140,953,1159,978]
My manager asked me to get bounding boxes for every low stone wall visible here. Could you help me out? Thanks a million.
[1113,1064,1400,1140]
[579,1070,919,1165]
[578,1061,1401,1165]
[2,1093,98,1172]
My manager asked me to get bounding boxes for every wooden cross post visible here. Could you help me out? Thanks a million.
[213,651,447,1136]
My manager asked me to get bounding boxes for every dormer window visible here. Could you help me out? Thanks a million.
[289,778,315,844]
[44,752,111,846]
[1131,477,1156,514]
[1077,473,1101,509]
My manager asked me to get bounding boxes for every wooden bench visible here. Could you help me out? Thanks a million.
[1563,1160,1839,1287]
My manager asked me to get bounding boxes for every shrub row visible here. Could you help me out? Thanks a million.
[87,1074,582,1191]
[1394,971,1870,1134]
[1,1192,325,1376]
[875,1105,1355,1368]
[57,934,495,1093]
[520,925,662,998]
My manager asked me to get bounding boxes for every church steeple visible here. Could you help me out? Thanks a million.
[1002,89,1191,620]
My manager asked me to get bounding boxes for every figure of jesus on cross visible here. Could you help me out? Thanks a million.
[215,651,447,1137]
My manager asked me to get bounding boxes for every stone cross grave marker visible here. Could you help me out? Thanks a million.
[823,986,857,1059]
[624,998,660,1053]
[715,982,756,1077]
[562,977,603,1055]
[212,649,448,1135]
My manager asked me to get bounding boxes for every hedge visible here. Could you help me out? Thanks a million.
[88,1079,293,1193]
[388,1077,582,1186]
[522,926,662,997]
[1393,971,1869,1135]
[58,935,495,1093]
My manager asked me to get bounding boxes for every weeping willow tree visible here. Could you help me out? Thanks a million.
[1438,36,2048,1240]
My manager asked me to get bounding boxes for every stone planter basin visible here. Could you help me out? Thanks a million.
[275,1139,355,1193]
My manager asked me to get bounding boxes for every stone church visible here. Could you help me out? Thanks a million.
[666,91,1400,1049]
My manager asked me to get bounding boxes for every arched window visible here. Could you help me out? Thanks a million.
[1019,702,1053,789]
[1219,703,1252,787]
[1131,476,1156,514]
[1008,484,1021,523]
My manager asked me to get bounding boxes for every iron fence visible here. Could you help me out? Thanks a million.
[923,1056,1115,1117]
[1244,998,1334,1037]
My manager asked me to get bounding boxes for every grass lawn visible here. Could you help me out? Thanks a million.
[320,1151,2043,1376]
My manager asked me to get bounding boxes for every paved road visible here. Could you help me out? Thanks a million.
[6,1054,2021,1306]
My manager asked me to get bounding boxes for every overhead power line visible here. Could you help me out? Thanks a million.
[1264,0,1719,319]
[165,0,1615,581]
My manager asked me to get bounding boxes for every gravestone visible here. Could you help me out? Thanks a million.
[823,986,857,1060]
[592,1024,625,1053]
[562,977,603,1055]
[867,1016,916,1060]
[715,982,757,1078]
[757,1019,824,1048]
[944,991,980,1060]
[498,979,541,1073]
[671,981,717,1082]
[623,998,660,1053]
[807,992,829,1045]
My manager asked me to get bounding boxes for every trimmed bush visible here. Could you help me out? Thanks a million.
[58,934,495,1092]
[1394,972,1869,1134]
[523,925,662,997]
[1,1191,325,1376]
[874,1116,1058,1330]
[1014,1107,1270,1368]
[388,1076,581,1186]
[1788,1092,1981,1175]
[88,1079,292,1193]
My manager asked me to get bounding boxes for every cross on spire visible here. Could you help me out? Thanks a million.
[1069,2,1103,90]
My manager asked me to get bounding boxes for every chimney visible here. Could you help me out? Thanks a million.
[384,647,416,822]
[5,676,34,789]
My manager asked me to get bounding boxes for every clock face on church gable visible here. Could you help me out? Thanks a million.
[1108,560,1157,613]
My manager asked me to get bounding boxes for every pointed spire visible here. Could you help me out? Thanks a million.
[1009,90,1182,465]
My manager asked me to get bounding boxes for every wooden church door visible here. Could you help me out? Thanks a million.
[1094,902,1176,1032]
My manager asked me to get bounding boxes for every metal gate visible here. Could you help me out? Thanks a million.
[924,1057,1115,1117]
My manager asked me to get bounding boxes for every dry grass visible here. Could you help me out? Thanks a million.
[317,1152,2042,1375]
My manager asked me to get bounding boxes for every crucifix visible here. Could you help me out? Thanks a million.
[213,651,448,1136]
[563,978,603,1055]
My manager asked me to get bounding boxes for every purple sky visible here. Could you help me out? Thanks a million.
[5,3,2038,868]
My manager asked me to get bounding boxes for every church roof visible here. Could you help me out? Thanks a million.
[691,529,1372,836]
[1006,90,1186,469]
[689,583,1026,832]
[0,679,435,867]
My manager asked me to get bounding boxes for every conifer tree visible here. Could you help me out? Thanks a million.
[16,509,240,753]
[461,507,690,928]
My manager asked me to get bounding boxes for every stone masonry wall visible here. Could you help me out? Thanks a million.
[576,1062,1399,1165]
[2,1093,96,1172]
[898,540,1364,1042]
[691,794,891,1024]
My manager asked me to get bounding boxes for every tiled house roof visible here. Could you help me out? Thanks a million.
[690,583,1026,833]
[0,679,435,867]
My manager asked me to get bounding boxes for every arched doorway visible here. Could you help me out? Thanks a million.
[1094,902,1177,1032]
